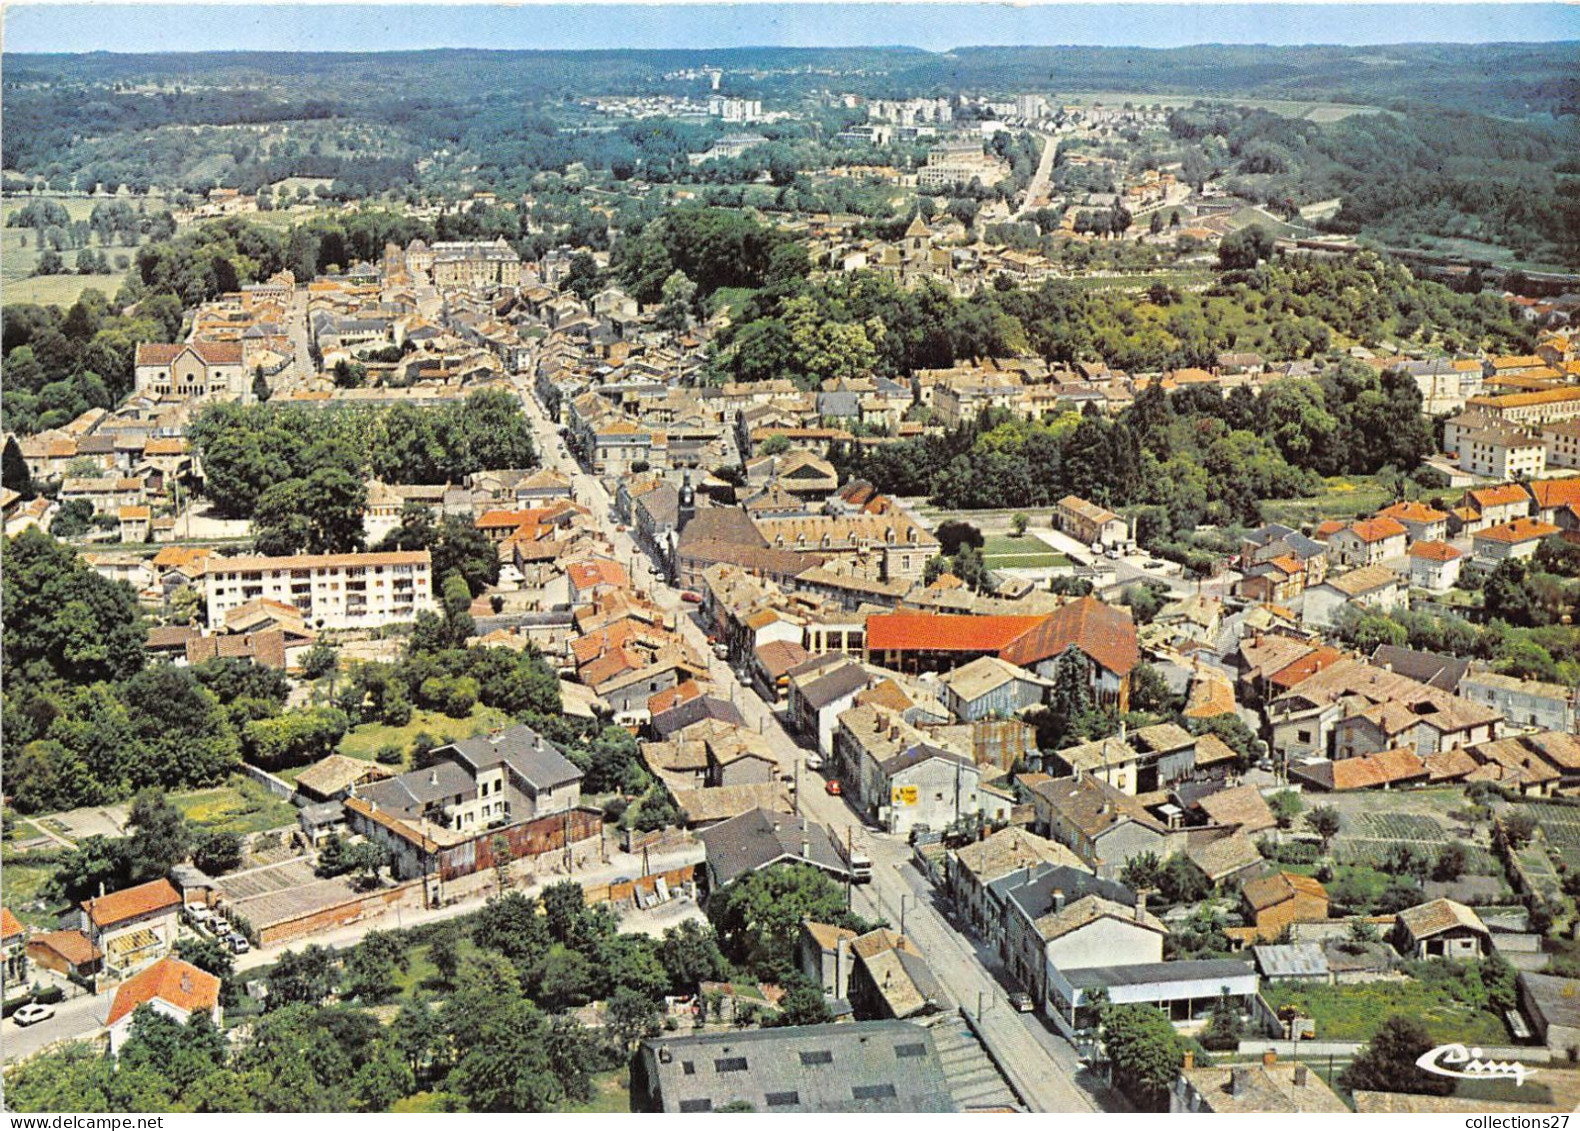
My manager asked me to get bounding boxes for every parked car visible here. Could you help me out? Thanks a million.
[12,1003,55,1027]
[680,591,703,605]
[1144,559,1166,569]
[804,754,824,771]
[227,933,250,955]
[1009,992,1035,1013]
[824,780,842,796]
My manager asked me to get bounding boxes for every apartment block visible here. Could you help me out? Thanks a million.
[205,550,434,630]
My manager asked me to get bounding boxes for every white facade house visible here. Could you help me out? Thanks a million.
[205,550,434,630]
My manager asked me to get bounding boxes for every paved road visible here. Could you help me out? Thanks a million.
[1014,131,1059,219]
[519,381,1116,1111]
[2,989,106,1064]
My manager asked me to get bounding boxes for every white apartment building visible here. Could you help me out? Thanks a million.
[205,550,434,630]
[1544,420,1580,470]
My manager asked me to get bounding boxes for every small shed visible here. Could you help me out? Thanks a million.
[1252,942,1331,984]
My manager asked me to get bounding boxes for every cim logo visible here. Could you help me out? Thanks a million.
[1415,1043,1537,1087]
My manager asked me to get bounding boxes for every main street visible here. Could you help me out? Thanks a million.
[514,377,1115,1113]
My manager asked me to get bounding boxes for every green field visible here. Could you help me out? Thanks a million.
[1259,476,1398,528]
[2,232,134,307]
[3,192,173,225]
[1262,979,1510,1046]
[981,533,1072,570]
[171,777,301,836]
[334,705,511,767]
[0,860,58,929]
[558,1069,632,1114]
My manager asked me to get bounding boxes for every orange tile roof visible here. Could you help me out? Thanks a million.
[1467,484,1530,509]
[1529,479,1580,511]
[28,929,100,966]
[1378,501,1448,524]
[866,611,1048,654]
[1,907,24,940]
[1346,517,1408,543]
[1408,541,1460,563]
[81,878,181,928]
[107,958,220,1027]
[1313,520,1345,540]
[648,679,702,716]
[1475,518,1560,544]
[1269,646,1345,690]
[1000,595,1140,676]
[567,560,630,591]
[1468,387,1580,409]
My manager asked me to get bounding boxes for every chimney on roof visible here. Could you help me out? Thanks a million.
[1293,1064,1308,1087]
[429,769,439,786]
[181,971,193,993]
[1052,888,1065,912]
[1231,1067,1252,1098]
[1135,891,1147,921]
[1262,1048,1277,1068]
[889,725,899,741]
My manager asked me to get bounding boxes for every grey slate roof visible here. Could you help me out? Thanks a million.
[1066,958,1256,990]
[651,694,746,739]
[799,662,870,710]
[637,1020,955,1113]
[444,724,584,790]
[878,742,973,777]
[1369,645,1471,692]
[359,760,476,819]
[696,807,851,887]
[1252,942,1330,979]
[991,863,1134,920]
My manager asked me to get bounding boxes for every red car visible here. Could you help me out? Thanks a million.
[680,590,703,605]
[825,780,842,796]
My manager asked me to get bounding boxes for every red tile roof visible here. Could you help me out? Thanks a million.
[107,958,220,1027]
[1476,518,1560,544]
[1410,540,1462,561]
[81,878,181,928]
[28,929,100,966]
[1000,596,1140,676]
[1466,484,1530,510]
[1530,479,1580,512]
[134,341,244,367]
[866,612,1048,654]
[1269,646,1345,690]
[1,907,24,941]
[1346,517,1408,543]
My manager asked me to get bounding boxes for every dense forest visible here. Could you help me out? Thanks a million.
[5,44,1575,264]
[708,236,1535,386]
[1164,103,1580,267]
[844,360,1434,527]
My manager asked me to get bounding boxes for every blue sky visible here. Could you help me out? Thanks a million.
[5,3,1578,54]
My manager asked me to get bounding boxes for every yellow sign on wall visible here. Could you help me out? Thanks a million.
[892,785,919,806]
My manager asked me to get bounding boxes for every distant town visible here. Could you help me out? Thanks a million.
[3,24,1580,1118]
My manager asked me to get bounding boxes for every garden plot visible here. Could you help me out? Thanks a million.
[1324,791,1500,873]
[1526,803,1580,868]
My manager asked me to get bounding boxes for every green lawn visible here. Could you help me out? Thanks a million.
[1259,476,1399,528]
[171,777,300,836]
[336,705,510,767]
[980,533,1072,570]
[1262,980,1510,1046]
[557,1069,632,1113]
